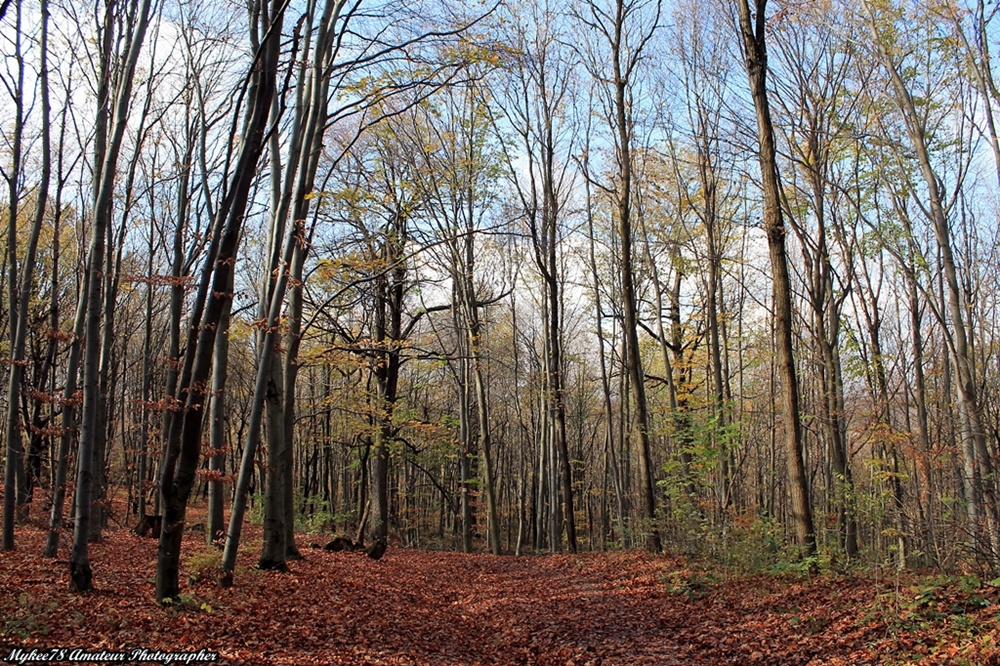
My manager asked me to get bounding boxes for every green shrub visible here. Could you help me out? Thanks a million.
[184,548,222,585]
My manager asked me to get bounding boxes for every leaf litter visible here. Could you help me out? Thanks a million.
[2,523,999,665]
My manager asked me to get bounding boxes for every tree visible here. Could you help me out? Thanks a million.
[862,0,1000,567]
[2,0,36,551]
[578,0,663,552]
[160,0,286,601]
[70,0,154,591]
[494,0,579,552]
[770,2,859,558]
[407,77,506,554]
[735,0,816,557]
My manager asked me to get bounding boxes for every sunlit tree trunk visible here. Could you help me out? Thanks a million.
[736,0,816,556]
[166,0,286,600]
[864,1,1000,566]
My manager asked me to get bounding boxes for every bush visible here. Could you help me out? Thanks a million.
[184,548,222,585]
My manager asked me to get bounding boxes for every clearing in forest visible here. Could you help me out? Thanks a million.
[2,523,1000,665]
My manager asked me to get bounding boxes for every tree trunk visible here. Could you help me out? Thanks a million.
[165,0,285,600]
[259,357,289,570]
[610,0,659,553]
[206,270,232,546]
[2,0,26,550]
[465,289,502,555]
[71,0,153,590]
[4,0,49,548]
[736,0,816,556]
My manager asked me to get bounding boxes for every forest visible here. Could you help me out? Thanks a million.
[3,0,1000,629]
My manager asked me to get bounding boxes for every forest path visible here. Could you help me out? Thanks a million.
[3,525,999,664]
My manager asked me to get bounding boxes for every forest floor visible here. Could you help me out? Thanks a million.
[3,509,1000,665]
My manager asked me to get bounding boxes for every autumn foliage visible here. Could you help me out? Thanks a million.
[3,511,1000,665]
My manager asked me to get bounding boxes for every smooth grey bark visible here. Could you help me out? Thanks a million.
[90,75,152,541]
[258,0,352,567]
[736,0,816,556]
[260,351,289,570]
[207,269,233,546]
[278,0,356,561]
[163,0,286,600]
[409,86,504,553]
[864,1,1000,567]
[281,239,305,561]
[72,0,153,591]
[258,90,291,571]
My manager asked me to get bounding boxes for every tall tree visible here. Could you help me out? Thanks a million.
[578,0,663,552]
[2,0,32,550]
[161,0,287,601]
[408,80,505,554]
[735,0,816,557]
[71,0,154,591]
[495,0,579,552]
[862,0,1000,567]
[770,4,859,558]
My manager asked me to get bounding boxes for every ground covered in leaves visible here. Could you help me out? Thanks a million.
[3,520,1000,665]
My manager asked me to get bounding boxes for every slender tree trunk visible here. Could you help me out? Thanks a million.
[370,219,405,543]
[2,0,26,550]
[207,270,232,545]
[5,0,51,545]
[258,80,291,573]
[907,268,936,564]
[71,0,153,590]
[610,0,659,553]
[579,149,624,547]
[465,294,501,554]
[458,347,474,553]
[46,239,83,561]
[166,0,286,600]
[137,211,155,524]
[263,0,347,562]
[259,354,288,570]
[43,97,67,558]
[736,0,816,556]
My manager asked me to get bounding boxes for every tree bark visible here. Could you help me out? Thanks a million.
[736,0,816,556]
[164,0,286,600]
[71,0,153,590]
[2,0,26,550]
[611,0,660,552]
